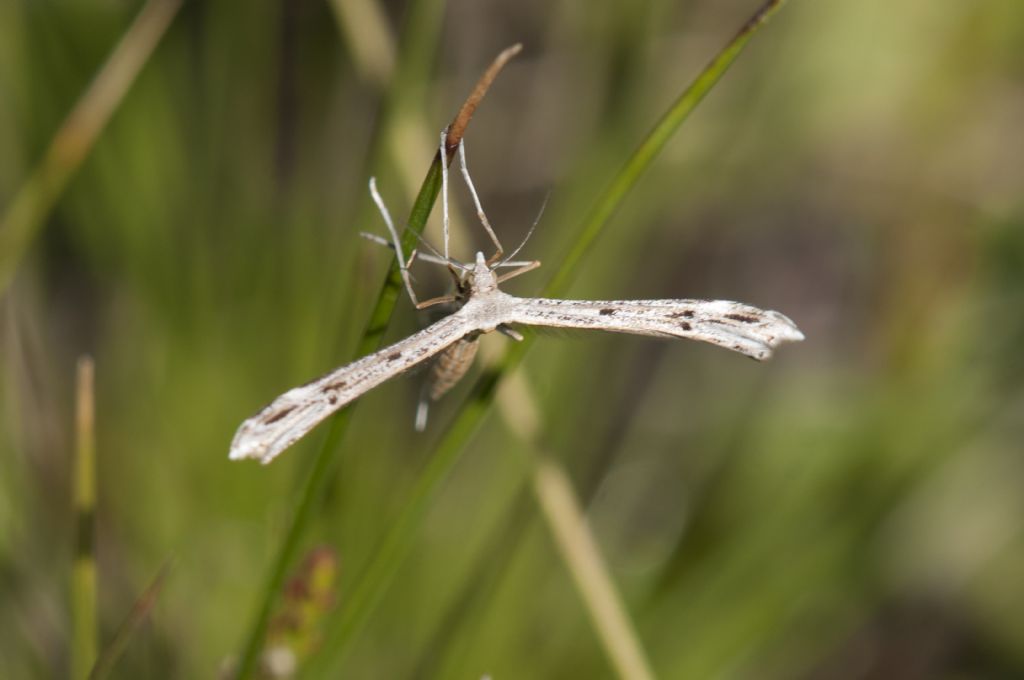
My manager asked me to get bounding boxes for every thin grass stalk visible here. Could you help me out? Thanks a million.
[531,456,655,680]
[0,0,183,295]
[495,369,655,680]
[231,161,438,680]
[72,357,97,680]
[232,46,522,680]
[335,3,652,667]
[328,0,477,250]
[89,563,172,680]
[544,0,788,298]
[328,0,396,85]
[323,0,450,267]
[315,0,791,671]
[309,366,503,675]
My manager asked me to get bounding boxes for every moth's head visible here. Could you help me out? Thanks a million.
[471,251,499,293]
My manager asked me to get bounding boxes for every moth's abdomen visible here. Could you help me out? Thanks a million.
[428,336,480,400]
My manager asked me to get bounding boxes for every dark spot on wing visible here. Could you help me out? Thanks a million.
[328,394,338,405]
[680,322,692,331]
[726,313,759,324]
[599,308,616,316]
[263,405,295,424]
[387,351,402,361]
[669,310,695,319]
[324,378,348,391]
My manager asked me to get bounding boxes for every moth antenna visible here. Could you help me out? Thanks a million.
[498,191,549,266]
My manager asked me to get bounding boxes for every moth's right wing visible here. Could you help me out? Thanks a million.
[505,298,804,360]
[230,310,476,464]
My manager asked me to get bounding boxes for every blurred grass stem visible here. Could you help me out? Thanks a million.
[532,457,655,680]
[89,562,172,680]
[315,0,790,672]
[233,45,521,680]
[332,3,652,668]
[500,368,656,680]
[0,0,183,295]
[328,0,396,85]
[330,0,485,256]
[489,366,651,680]
[544,0,788,297]
[72,357,97,680]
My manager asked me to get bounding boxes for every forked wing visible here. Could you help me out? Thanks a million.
[230,311,476,464]
[505,298,804,360]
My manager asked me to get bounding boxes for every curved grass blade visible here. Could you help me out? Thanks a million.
[231,45,522,680]
[312,0,792,672]
[89,562,173,680]
[0,0,183,295]
[73,357,97,680]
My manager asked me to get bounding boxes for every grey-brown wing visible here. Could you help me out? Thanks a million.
[230,310,476,464]
[505,298,803,360]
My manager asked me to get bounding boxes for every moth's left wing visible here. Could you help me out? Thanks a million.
[505,298,803,360]
[230,310,477,464]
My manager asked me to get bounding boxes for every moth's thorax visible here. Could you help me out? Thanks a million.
[460,291,509,333]
[461,253,511,333]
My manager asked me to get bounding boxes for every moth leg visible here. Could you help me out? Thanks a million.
[369,177,422,306]
[439,128,452,261]
[496,260,542,284]
[359,233,418,269]
[360,232,463,269]
[359,231,391,248]
[415,294,457,310]
[497,324,524,342]
[457,139,504,264]
[415,382,431,432]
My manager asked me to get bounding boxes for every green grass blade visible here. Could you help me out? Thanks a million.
[89,563,172,680]
[231,42,522,680]
[306,364,504,676]
[231,151,445,680]
[0,0,182,295]
[545,0,789,298]
[72,358,97,680]
[314,0,791,671]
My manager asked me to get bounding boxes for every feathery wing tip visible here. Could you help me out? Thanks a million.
[228,427,267,462]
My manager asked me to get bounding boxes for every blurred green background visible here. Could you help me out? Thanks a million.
[3,0,1024,677]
